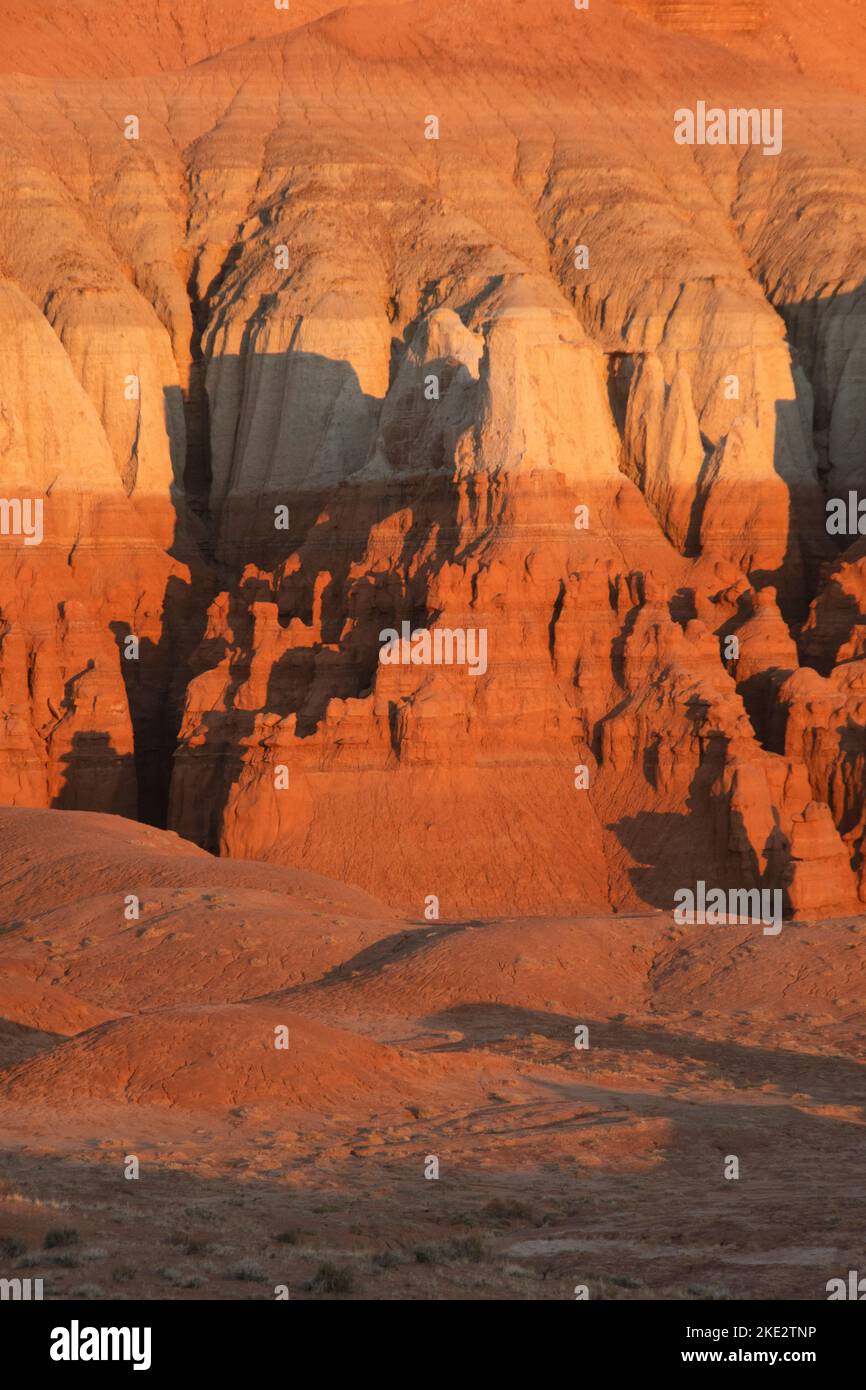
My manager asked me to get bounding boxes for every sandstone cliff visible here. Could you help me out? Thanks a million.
[0,0,865,917]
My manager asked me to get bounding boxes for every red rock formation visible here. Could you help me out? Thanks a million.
[0,0,864,920]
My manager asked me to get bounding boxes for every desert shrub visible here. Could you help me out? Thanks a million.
[310,1262,354,1294]
[159,1267,205,1289]
[169,1233,211,1256]
[44,1228,79,1250]
[372,1249,404,1270]
[447,1235,485,1263]
[483,1199,533,1223]
[228,1259,266,1283]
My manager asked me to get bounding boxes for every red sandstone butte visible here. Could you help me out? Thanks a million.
[0,0,863,918]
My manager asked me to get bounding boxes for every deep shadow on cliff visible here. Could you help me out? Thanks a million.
[44,276,866,916]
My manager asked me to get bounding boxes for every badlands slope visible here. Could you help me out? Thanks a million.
[0,0,864,916]
[0,807,864,1299]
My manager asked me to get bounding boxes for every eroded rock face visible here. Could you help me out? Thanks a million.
[1,0,865,916]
